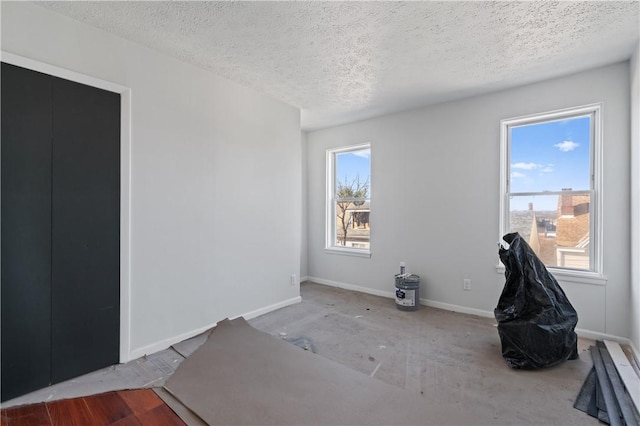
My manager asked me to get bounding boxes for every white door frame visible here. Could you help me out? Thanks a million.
[1,51,133,363]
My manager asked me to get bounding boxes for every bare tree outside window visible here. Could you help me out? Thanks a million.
[327,144,371,253]
[336,175,369,246]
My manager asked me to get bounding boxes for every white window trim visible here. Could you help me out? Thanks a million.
[498,103,605,283]
[324,246,372,258]
[325,143,371,257]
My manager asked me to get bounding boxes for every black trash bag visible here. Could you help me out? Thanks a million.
[495,232,579,369]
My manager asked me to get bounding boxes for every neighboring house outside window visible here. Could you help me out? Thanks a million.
[499,104,602,276]
[326,143,371,257]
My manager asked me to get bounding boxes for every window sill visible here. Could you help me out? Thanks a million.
[495,264,607,286]
[324,247,371,258]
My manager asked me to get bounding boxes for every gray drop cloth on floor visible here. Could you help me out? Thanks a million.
[164,317,495,425]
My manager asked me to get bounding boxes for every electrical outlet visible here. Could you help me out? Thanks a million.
[290,274,297,286]
[463,279,471,291]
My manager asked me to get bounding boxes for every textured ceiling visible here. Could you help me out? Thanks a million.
[37,1,639,130]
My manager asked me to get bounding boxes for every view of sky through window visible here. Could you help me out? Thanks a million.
[335,148,371,192]
[510,116,591,211]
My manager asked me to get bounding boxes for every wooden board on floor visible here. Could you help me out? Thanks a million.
[163,317,497,426]
[604,340,640,413]
[598,344,639,426]
[590,345,623,426]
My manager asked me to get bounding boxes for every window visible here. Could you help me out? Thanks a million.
[500,104,602,275]
[326,144,371,256]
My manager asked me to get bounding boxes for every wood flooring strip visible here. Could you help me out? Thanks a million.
[47,398,93,426]
[2,403,51,426]
[604,340,640,413]
[83,391,132,425]
[135,404,186,426]
[117,390,163,417]
[590,345,623,426]
[599,344,639,426]
[1,389,185,426]
[573,367,598,417]
[594,375,611,423]
[110,414,143,426]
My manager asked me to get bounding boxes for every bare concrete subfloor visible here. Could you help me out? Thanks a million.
[250,282,598,426]
[4,281,597,425]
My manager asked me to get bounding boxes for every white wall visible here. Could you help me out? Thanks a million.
[301,131,309,280]
[2,2,301,360]
[631,43,640,354]
[307,62,631,339]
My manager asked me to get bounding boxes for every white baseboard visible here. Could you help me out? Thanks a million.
[231,296,302,321]
[309,276,494,318]
[420,299,494,318]
[129,296,302,360]
[300,276,310,283]
[575,328,632,346]
[129,321,218,360]
[309,276,633,343]
[630,341,640,370]
[309,276,396,299]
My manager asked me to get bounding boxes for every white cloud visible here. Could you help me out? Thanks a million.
[511,171,526,178]
[554,141,579,152]
[352,149,371,158]
[511,162,540,170]
[540,165,554,173]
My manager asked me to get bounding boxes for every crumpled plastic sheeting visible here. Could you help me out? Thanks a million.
[495,232,579,369]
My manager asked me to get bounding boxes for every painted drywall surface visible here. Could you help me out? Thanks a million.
[2,3,301,353]
[301,131,309,280]
[307,62,631,338]
[631,42,640,353]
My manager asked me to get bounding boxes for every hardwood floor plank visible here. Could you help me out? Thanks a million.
[2,403,50,426]
[117,390,163,417]
[46,399,92,426]
[109,414,142,426]
[135,405,186,426]
[3,390,185,426]
[83,392,132,425]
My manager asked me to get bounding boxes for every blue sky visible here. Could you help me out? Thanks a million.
[336,148,371,193]
[510,115,591,210]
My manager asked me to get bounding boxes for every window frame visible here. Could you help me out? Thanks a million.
[498,104,605,282]
[325,143,372,258]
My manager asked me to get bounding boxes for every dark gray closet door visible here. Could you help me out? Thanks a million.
[1,63,121,400]
[1,63,54,401]
[51,77,121,383]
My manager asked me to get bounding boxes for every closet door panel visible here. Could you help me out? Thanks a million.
[1,63,53,401]
[51,77,120,383]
